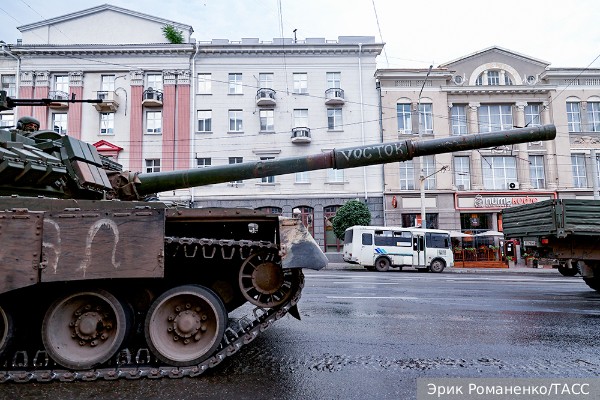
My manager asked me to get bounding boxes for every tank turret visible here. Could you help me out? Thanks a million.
[0,91,557,382]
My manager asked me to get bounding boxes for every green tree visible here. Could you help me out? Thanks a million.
[332,199,371,239]
[162,25,184,44]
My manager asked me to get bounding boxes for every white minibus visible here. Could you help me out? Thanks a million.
[342,226,453,272]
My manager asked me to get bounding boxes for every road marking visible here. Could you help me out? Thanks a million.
[326,296,418,300]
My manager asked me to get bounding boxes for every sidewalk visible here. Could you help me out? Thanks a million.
[324,262,560,275]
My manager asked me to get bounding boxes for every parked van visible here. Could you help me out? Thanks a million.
[342,226,453,272]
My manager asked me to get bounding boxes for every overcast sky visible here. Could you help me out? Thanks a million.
[1,0,599,69]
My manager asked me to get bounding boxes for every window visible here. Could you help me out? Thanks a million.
[229,157,243,184]
[145,159,160,173]
[0,114,14,128]
[418,103,433,134]
[525,104,541,127]
[228,73,242,94]
[475,70,513,86]
[229,110,243,132]
[259,73,273,89]
[478,104,513,132]
[255,206,282,215]
[397,103,412,134]
[327,108,343,130]
[197,110,212,132]
[421,156,436,190]
[454,156,471,190]
[146,111,162,134]
[399,160,415,190]
[198,73,212,94]
[259,110,274,132]
[326,72,341,89]
[295,171,309,183]
[292,206,314,236]
[450,105,467,135]
[147,74,163,91]
[327,168,344,183]
[587,101,600,132]
[52,113,67,134]
[401,214,438,229]
[54,75,69,93]
[196,157,211,168]
[260,157,275,183]
[567,101,581,132]
[529,155,546,189]
[100,112,114,135]
[1,75,16,97]
[571,154,587,188]
[293,73,308,94]
[101,75,115,91]
[482,156,517,190]
[487,71,500,85]
[293,109,308,127]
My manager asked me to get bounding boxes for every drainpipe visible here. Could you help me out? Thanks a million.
[0,42,20,98]
[358,43,367,202]
[376,79,386,225]
[190,41,200,207]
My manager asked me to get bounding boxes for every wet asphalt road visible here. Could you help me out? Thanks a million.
[2,269,600,400]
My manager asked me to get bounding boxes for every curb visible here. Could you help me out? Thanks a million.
[323,263,563,275]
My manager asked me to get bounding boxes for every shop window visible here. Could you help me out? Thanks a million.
[401,213,438,229]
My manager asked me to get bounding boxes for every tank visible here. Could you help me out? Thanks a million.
[0,90,557,382]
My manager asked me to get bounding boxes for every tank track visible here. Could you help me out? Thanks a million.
[0,238,305,384]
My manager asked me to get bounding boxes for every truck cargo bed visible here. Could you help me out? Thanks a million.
[503,199,600,238]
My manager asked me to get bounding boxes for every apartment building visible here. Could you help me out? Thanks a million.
[377,46,600,234]
[0,4,384,251]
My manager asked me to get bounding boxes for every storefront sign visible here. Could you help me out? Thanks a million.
[456,192,556,210]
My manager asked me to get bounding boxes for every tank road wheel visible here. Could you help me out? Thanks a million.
[42,289,131,370]
[0,304,13,357]
[144,285,227,367]
[239,252,301,308]
[375,257,391,272]
[429,259,446,273]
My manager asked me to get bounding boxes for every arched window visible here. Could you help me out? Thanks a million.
[255,206,282,215]
[292,206,314,237]
[324,205,342,252]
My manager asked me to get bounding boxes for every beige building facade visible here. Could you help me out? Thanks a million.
[377,46,600,236]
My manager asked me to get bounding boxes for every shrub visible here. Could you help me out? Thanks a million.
[332,200,371,239]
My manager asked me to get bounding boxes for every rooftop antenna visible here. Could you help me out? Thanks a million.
[293,29,297,43]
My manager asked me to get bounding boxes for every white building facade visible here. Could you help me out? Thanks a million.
[0,4,384,252]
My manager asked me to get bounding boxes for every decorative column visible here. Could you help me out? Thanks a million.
[176,70,191,170]
[67,71,83,139]
[467,102,483,190]
[33,71,49,130]
[129,70,144,172]
[515,102,532,189]
[17,71,34,119]
[542,101,558,190]
[162,70,177,172]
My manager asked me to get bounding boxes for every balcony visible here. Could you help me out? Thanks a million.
[48,91,70,109]
[291,127,311,144]
[324,88,345,106]
[93,91,120,112]
[256,88,276,107]
[142,88,163,107]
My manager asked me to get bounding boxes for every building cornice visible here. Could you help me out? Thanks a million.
[441,85,555,95]
[10,43,195,56]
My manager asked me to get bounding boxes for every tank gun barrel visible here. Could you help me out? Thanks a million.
[134,125,556,196]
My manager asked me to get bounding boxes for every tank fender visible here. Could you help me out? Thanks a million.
[278,217,328,270]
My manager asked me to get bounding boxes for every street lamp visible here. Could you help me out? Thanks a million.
[419,165,448,228]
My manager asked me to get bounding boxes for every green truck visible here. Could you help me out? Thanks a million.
[502,199,600,291]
